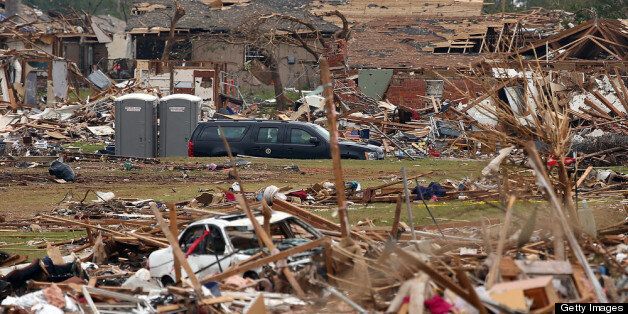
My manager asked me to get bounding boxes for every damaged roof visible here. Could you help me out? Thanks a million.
[0,2,121,41]
[127,0,338,34]
[345,9,570,70]
[512,19,628,61]
[346,16,504,69]
[310,0,485,24]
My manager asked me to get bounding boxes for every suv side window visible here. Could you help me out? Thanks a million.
[290,128,314,144]
[199,126,247,140]
[199,127,218,140]
[257,127,279,143]
[219,127,247,140]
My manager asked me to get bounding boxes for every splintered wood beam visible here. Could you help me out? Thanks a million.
[320,57,351,240]
[41,214,169,248]
[609,70,628,113]
[150,202,205,298]
[368,172,434,191]
[525,142,608,303]
[201,237,330,283]
[576,166,594,188]
[583,98,613,119]
[592,90,626,117]
[460,77,517,113]
[272,198,369,242]
[167,203,182,285]
[455,269,488,314]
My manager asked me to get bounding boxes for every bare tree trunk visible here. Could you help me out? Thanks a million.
[161,1,185,61]
[268,54,287,110]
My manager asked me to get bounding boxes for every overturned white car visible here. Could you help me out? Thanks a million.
[147,212,323,286]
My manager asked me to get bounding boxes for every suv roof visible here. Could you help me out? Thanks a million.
[188,211,294,229]
[198,120,316,127]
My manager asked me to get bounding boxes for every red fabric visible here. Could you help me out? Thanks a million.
[411,110,421,120]
[185,230,210,257]
[547,157,576,168]
[287,190,308,201]
[225,191,236,202]
[424,295,452,314]
[428,148,441,157]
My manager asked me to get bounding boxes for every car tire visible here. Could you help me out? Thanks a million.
[161,275,175,287]
[243,270,259,280]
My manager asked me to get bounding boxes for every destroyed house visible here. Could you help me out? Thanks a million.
[341,9,571,110]
[506,18,628,71]
[127,0,339,96]
[0,0,122,76]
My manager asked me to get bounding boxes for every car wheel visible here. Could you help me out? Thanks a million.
[161,275,175,287]
[243,270,259,280]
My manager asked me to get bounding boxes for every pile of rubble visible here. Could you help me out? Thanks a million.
[0,134,626,312]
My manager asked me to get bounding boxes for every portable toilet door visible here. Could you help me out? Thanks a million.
[159,94,201,157]
[114,93,158,157]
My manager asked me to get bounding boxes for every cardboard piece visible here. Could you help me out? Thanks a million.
[489,276,559,311]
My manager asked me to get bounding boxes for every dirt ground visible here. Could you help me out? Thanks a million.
[0,157,624,228]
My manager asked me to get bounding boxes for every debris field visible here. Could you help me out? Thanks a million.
[0,0,626,313]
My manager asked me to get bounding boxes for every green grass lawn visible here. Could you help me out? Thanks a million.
[62,141,106,154]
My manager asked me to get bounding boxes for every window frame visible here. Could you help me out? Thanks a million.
[244,44,267,63]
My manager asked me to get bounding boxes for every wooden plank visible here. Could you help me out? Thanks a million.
[82,286,100,314]
[592,90,625,117]
[41,214,168,248]
[525,143,608,302]
[85,286,142,303]
[150,202,205,298]
[198,295,235,306]
[576,166,594,188]
[272,198,365,240]
[321,58,351,239]
[167,203,182,285]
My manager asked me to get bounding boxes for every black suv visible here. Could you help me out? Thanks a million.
[188,120,384,160]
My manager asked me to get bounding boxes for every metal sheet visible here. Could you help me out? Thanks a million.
[88,70,112,90]
[358,69,393,100]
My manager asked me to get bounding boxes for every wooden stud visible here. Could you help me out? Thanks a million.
[149,202,205,298]
[167,203,182,285]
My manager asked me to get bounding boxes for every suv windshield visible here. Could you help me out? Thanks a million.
[225,217,320,253]
[312,124,330,140]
